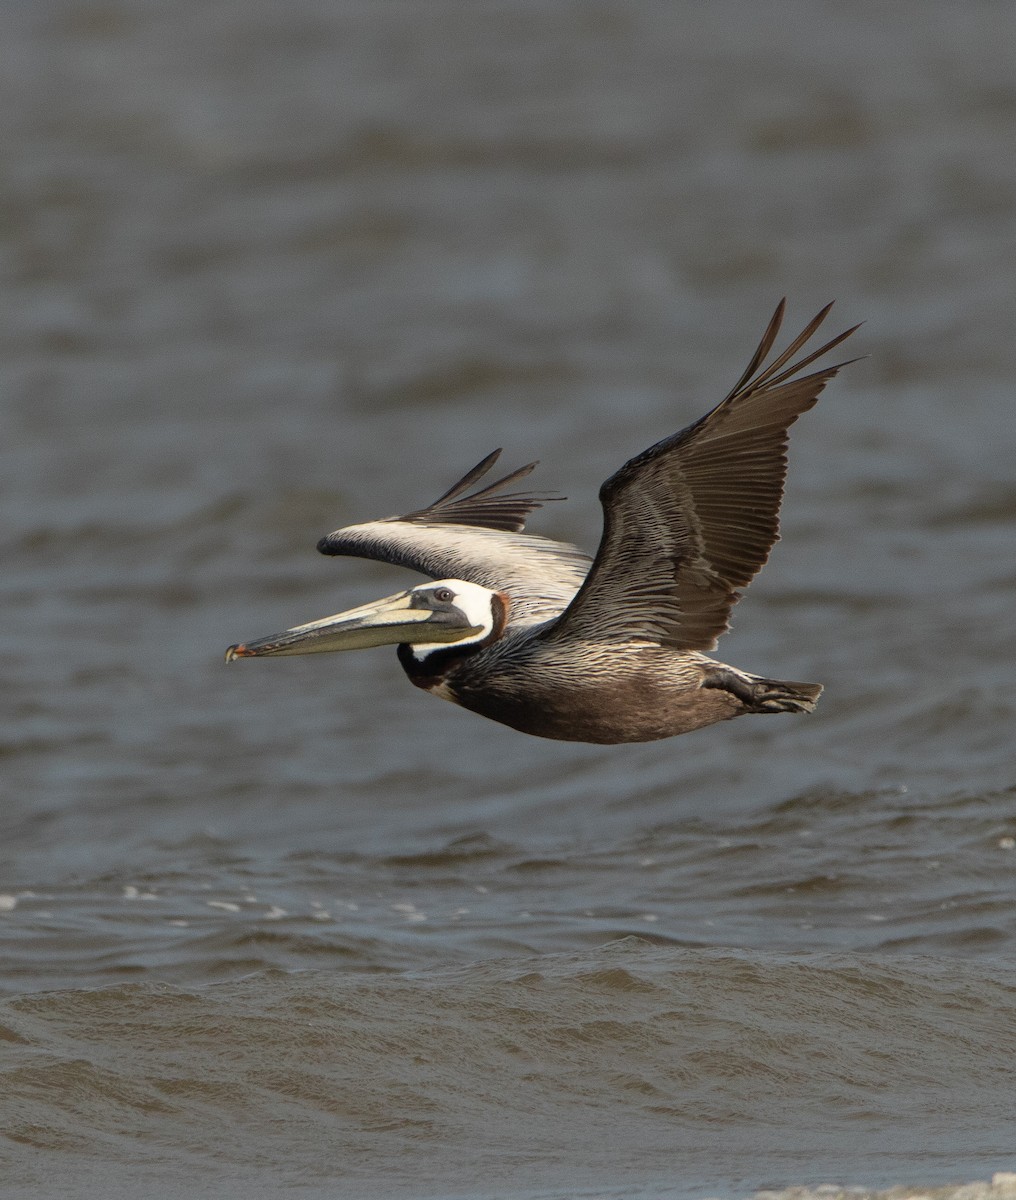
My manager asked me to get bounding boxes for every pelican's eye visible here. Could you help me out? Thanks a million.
[433,587,455,604]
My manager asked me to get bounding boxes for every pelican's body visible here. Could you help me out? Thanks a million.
[400,633,747,743]
[227,302,858,744]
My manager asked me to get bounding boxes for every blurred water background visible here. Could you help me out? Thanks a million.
[2,2,1016,1197]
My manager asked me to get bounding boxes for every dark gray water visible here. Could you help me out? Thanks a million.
[3,2,1016,1197]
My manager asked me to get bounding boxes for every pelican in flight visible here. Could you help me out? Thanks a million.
[227,301,858,743]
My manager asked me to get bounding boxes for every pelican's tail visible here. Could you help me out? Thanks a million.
[702,668,823,714]
[746,676,823,714]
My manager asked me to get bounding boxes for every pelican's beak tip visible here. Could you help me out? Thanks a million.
[225,643,248,663]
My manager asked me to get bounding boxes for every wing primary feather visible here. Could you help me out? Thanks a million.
[720,298,786,403]
[424,449,503,507]
[759,333,865,390]
[740,302,835,392]
[458,461,539,500]
[399,457,561,533]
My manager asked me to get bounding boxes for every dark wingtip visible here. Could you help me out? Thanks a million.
[426,450,504,508]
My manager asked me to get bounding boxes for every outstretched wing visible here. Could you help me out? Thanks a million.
[317,450,592,625]
[541,300,860,651]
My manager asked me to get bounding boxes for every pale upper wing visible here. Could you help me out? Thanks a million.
[541,301,860,651]
[317,451,592,625]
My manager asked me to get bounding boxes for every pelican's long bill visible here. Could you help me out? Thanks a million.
[225,589,482,661]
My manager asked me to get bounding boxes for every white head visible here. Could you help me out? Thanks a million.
[225,578,507,662]
[405,579,502,661]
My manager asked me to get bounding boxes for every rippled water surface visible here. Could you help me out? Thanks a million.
[3,2,1016,1197]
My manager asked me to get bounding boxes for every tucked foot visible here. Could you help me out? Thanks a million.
[702,668,823,715]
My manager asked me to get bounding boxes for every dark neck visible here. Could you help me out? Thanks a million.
[397,640,469,680]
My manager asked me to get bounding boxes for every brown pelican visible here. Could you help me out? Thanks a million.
[227,301,858,743]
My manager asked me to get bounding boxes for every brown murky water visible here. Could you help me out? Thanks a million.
[3,2,1016,1197]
